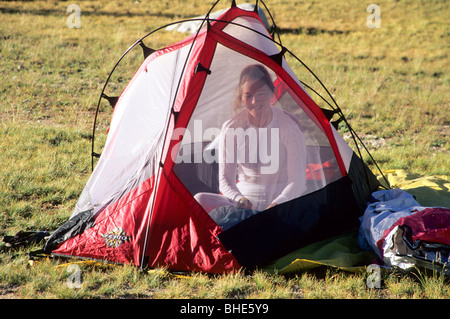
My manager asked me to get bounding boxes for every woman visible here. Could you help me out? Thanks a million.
[195,64,306,213]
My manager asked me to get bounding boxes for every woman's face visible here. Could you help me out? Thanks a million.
[241,79,272,114]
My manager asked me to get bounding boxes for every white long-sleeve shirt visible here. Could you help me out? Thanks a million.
[219,107,307,211]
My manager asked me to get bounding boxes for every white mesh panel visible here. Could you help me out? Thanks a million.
[173,45,342,218]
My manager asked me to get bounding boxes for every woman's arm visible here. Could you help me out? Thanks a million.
[271,125,307,206]
[218,123,244,202]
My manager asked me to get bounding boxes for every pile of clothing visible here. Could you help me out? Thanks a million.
[358,188,450,274]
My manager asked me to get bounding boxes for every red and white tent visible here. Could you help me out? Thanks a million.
[44,3,381,273]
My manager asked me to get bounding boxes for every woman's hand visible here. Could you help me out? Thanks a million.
[266,202,277,209]
[237,197,253,209]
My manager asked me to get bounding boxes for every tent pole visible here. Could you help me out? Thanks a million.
[139,0,224,269]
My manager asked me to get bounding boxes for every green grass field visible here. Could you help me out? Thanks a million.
[0,0,449,299]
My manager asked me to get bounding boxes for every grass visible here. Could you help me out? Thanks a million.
[1,251,448,299]
[0,0,449,299]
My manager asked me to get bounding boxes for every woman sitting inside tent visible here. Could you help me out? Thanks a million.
[195,64,307,227]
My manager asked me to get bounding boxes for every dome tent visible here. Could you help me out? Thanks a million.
[43,0,384,273]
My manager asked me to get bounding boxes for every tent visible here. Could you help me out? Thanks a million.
[43,1,383,273]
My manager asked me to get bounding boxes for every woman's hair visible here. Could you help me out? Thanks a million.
[234,64,275,112]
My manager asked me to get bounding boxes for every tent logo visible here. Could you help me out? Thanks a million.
[101,227,130,248]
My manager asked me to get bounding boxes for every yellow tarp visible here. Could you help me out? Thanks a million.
[263,231,376,274]
[378,169,450,208]
[263,169,450,274]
